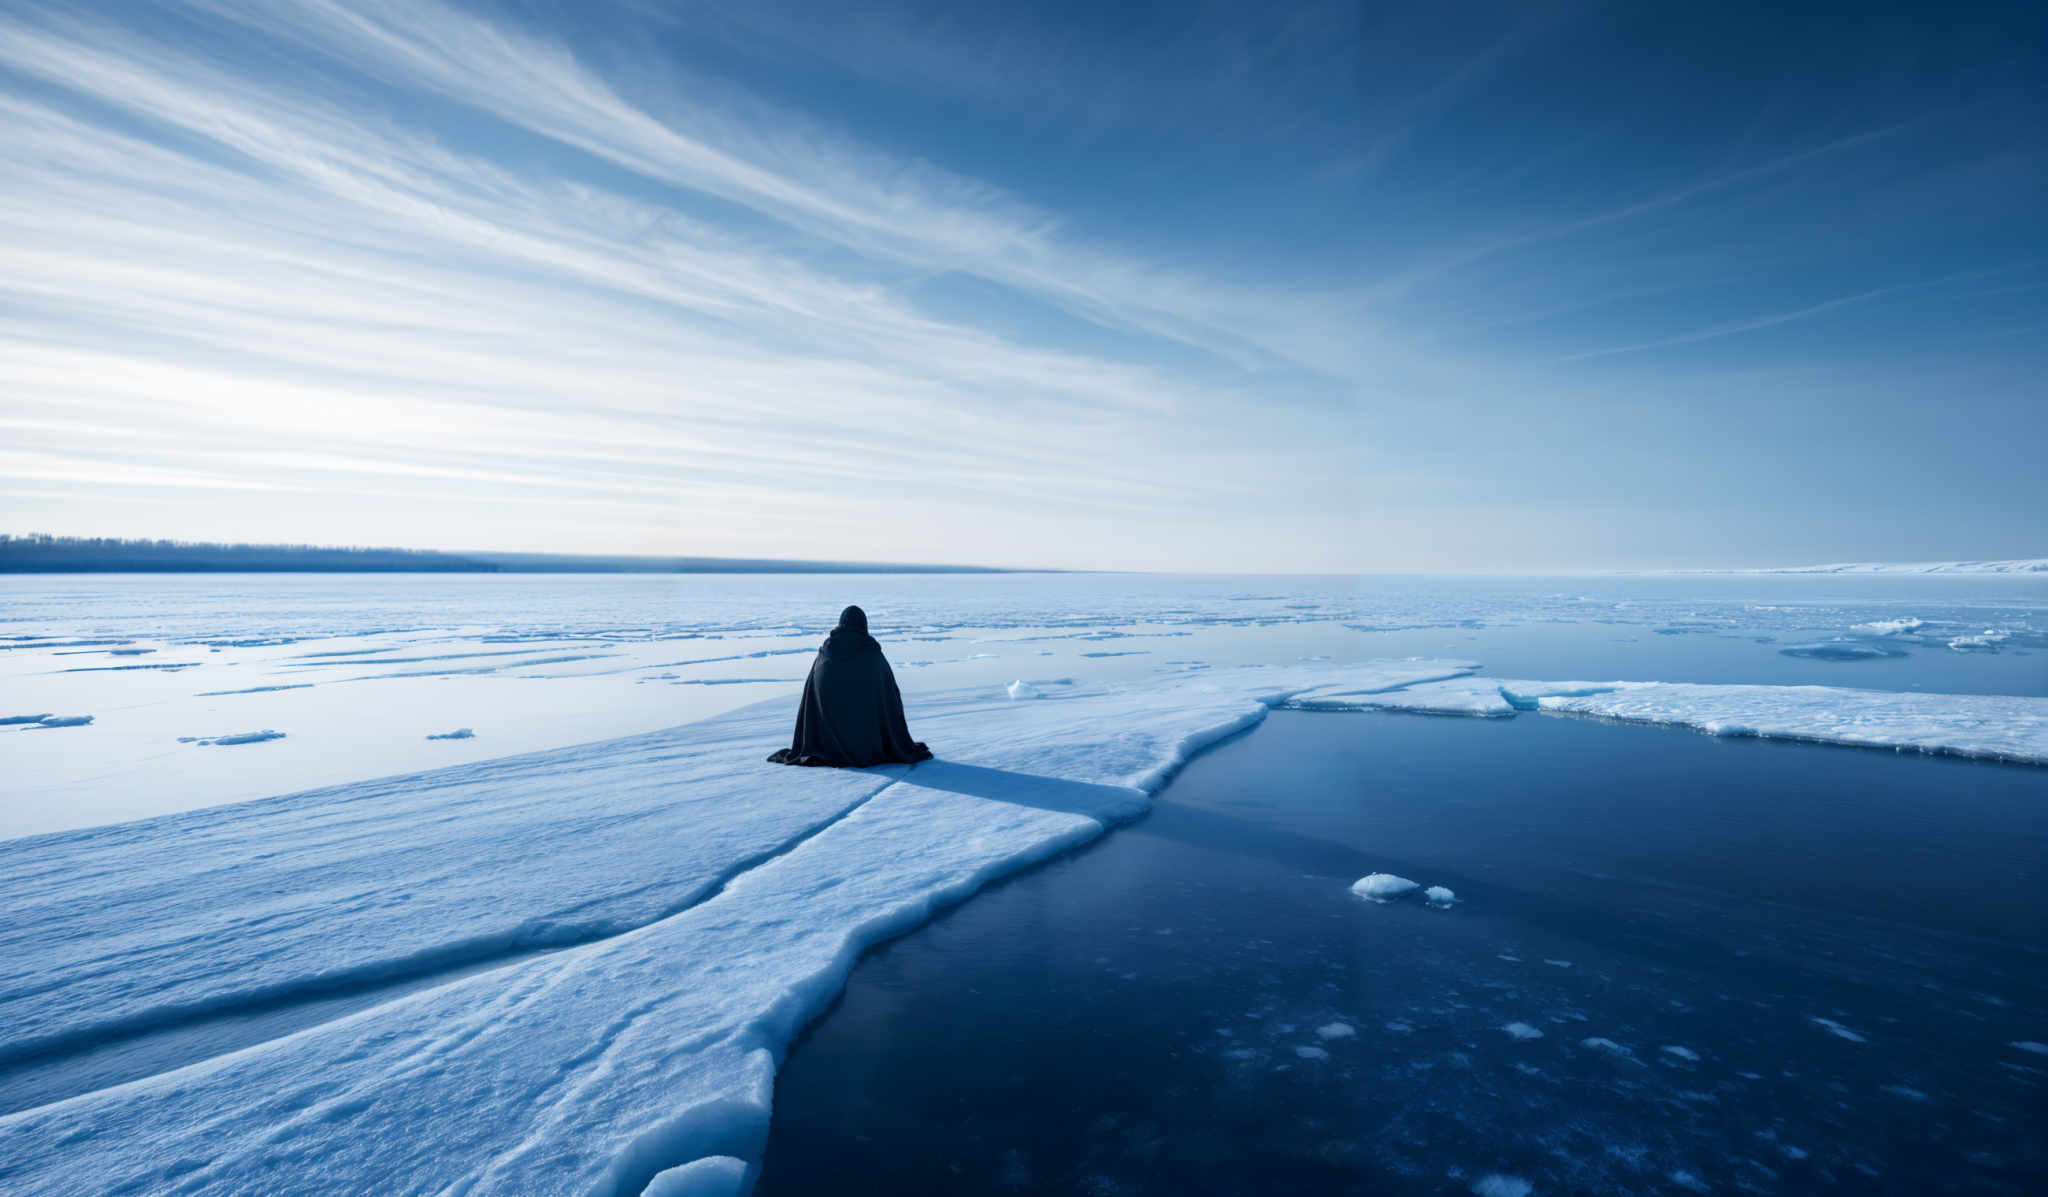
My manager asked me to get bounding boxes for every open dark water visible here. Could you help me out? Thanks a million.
[756,711,2048,1196]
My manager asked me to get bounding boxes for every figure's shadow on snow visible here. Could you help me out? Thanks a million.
[906,759,1144,819]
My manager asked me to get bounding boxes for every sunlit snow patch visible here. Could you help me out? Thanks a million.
[1351,873,1420,902]
[1006,680,1041,700]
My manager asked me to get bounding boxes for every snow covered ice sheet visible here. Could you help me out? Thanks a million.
[0,659,1464,1195]
[2,658,2043,1194]
[1506,680,2048,765]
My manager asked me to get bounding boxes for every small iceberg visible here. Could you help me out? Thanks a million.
[1350,873,1419,902]
[1424,885,1456,907]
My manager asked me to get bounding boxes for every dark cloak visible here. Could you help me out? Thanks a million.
[767,606,932,767]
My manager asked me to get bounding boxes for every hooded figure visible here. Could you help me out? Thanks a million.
[767,605,932,767]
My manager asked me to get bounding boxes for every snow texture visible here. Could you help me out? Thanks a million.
[0,661,1466,1195]
[1351,873,1420,902]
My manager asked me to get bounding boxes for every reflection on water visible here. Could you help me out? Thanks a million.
[758,711,2048,1195]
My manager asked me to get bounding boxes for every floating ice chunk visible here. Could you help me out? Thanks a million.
[1543,959,1573,968]
[1425,885,1456,907]
[643,1155,748,1197]
[1316,1022,1355,1040]
[1947,629,2011,652]
[1294,1045,1330,1060]
[1006,680,1041,700]
[1351,873,1420,902]
[1470,1174,1533,1197]
[1501,1022,1545,1040]
[2011,1041,2048,1055]
[1853,618,1925,636]
[26,715,92,729]
[1810,1017,1867,1043]
[1662,1045,1700,1061]
[1778,640,1905,661]
[1669,1170,1709,1193]
[427,728,476,741]
[183,729,286,747]
[1778,1144,1809,1161]
[1580,1037,1635,1058]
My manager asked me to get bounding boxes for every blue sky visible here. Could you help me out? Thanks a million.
[0,0,2041,570]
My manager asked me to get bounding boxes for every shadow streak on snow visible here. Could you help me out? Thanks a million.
[0,765,916,1117]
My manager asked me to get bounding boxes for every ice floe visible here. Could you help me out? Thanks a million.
[1501,1022,1545,1040]
[1778,639,1906,661]
[1351,873,1421,902]
[0,661,1466,1195]
[1315,1022,1355,1040]
[1510,681,2048,765]
[1425,885,1457,907]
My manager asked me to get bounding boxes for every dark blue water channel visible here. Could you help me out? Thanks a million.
[755,709,2048,1195]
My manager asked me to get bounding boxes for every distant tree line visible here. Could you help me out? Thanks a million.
[0,534,1017,574]
[0,535,498,573]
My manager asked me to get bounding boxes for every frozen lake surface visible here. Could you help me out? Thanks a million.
[0,572,2043,1193]
[4,572,2043,836]
[758,710,2048,1195]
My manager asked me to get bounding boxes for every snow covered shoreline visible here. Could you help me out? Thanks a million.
[2,661,2042,1195]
